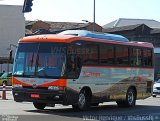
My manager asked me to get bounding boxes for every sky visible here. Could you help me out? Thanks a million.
[0,0,160,26]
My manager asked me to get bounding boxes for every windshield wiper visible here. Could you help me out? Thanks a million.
[34,54,39,76]
[30,53,34,69]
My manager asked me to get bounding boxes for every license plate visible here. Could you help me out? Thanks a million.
[31,94,40,98]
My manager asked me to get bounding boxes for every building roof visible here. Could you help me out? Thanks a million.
[151,28,160,34]
[26,20,89,32]
[48,22,89,32]
[103,24,144,33]
[103,18,160,29]
[103,23,160,35]
[25,20,36,26]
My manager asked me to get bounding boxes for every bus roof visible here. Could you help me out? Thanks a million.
[19,30,153,48]
[58,30,129,42]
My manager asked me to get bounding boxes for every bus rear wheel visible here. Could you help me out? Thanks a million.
[126,88,136,107]
[33,102,46,110]
[117,88,136,107]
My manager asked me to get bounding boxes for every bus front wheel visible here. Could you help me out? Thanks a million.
[72,89,91,111]
[33,102,46,110]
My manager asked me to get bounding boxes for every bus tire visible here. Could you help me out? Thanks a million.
[33,102,46,110]
[125,88,136,107]
[116,88,136,107]
[72,89,91,111]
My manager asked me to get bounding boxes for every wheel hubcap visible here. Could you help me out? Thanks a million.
[128,91,134,105]
[78,93,85,108]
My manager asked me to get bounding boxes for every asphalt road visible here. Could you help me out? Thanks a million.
[0,92,160,121]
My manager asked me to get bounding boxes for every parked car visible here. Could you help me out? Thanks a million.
[0,72,12,86]
[152,79,160,97]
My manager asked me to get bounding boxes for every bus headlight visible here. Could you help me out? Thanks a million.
[13,84,23,88]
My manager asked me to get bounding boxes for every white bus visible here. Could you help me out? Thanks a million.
[12,30,154,110]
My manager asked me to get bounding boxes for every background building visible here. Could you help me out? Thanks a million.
[103,18,160,29]
[0,5,25,72]
[25,20,102,35]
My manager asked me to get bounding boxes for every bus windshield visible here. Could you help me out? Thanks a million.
[13,43,67,78]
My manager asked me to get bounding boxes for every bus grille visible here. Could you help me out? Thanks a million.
[23,86,48,90]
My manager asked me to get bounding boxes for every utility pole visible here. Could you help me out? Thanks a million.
[93,0,95,31]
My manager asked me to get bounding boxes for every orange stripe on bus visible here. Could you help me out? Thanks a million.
[12,77,67,87]
[19,35,75,43]
[38,79,67,87]
[12,77,31,86]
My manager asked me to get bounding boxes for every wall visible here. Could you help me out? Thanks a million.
[0,5,25,72]
[86,23,102,32]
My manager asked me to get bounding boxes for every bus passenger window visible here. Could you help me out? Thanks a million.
[100,45,114,65]
[115,46,129,65]
[76,44,98,65]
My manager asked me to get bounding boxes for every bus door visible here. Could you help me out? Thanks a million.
[66,54,81,79]
[65,54,82,103]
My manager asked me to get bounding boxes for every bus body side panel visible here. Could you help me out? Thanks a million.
[12,66,154,105]
[67,66,154,103]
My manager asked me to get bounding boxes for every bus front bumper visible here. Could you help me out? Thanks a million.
[12,88,68,104]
